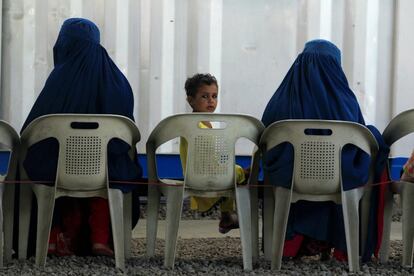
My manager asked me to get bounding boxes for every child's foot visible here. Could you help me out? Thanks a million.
[92,243,114,257]
[219,211,239,234]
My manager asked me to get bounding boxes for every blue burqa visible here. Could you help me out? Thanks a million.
[19,18,143,255]
[21,18,142,190]
[261,40,387,256]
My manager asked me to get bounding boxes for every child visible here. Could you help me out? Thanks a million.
[180,73,246,234]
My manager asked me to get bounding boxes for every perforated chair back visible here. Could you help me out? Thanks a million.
[20,114,140,193]
[146,113,264,270]
[147,113,264,192]
[18,114,140,269]
[260,120,378,196]
[260,119,378,272]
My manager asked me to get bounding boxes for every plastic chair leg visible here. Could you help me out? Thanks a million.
[123,192,132,259]
[341,189,362,272]
[402,184,414,267]
[0,184,3,268]
[360,186,372,256]
[146,185,161,256]
[164,186,184,268]
[18,185,32,260]
[250,186,259,264]
[3,183,14,263]
[4,157,17,264]
[249,149,261,263]
[379,186,394,263]
[271,187,291,270]
[236,186,253,271]
[108,189,125,270]
[34,186,55,267]
[0,230,3,268]
[263,185,274,261]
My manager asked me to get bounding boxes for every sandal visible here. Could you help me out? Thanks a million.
[48,243,57,256]
[56,232,74,256]
[48,226,59,255]
[219,211,239,234]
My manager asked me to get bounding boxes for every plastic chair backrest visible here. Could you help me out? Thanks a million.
[382,109,414,182]
[383,109,414,147]
[0,121,19,180]
[260,120,378,195]
[147,113,264,191]
[20,114,140,191]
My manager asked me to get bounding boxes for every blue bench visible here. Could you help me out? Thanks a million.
[0,151,406,182]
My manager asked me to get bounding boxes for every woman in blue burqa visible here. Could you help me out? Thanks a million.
[261,39,389,261]
[21,18,142,256]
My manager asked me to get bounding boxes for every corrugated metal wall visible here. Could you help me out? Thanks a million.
[0,0,412,155]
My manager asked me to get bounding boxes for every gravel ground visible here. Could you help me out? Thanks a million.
[2,198,406,275]
[1,240,412,275]
[392,196,402,222]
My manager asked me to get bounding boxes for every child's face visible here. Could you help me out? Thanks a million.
[188,84,218,112]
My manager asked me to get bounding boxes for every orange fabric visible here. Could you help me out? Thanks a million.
[62,199,82,242]
[283,234,305,257]
[89,197,110,244]
[333,248,348,262]
[49,226,60,244]
[48,197,111,253]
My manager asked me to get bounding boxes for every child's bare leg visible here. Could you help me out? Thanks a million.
[219,198,239,234]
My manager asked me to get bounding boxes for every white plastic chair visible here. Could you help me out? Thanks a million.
[145,113,264,270]
[380,108,414,266]
[18,114,140,269]
[259,119,378,272]
[0,120,20,266]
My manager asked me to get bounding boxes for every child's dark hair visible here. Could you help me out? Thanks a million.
[185,73,218,97]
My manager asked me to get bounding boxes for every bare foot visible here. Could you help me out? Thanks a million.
[219,211,239,234]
